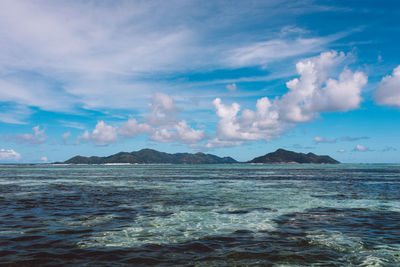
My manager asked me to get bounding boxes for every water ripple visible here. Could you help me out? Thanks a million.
[0,164,399,265]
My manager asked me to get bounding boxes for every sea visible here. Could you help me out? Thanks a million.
[0,164,399,266]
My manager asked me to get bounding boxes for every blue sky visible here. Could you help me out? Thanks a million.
[0,0,399,163]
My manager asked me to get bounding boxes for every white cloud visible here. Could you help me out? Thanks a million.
[353,144,370,152]
[144,93,205,144]
[374,65,400,107]
[0,1,212,112]
[147,92,178,126]
[213,97,285,142]
[78,121,118,146]
[280,51,367,122]
[118,119,153,138]
[0,1,192,112]
[15,126,48,144]
[149,121,205,144]
[76,130,89,144]
[226,35,339,68]
[338,149,345,153]
[62,131,71,145]
[175,121,205,143]
[0,104,32,124]
[78,93,205,146]
[0,76,75,112]
[314,136,336,143]
[91,121,118,146]
[0,148,21,161]
[226,83,237,92]
[212,51,368,145]
[149,128,176,143]
[41,156,48,162]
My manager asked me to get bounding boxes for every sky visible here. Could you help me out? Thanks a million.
[0,0,399,163]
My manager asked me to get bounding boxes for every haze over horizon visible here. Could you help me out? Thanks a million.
[0,0,399,163]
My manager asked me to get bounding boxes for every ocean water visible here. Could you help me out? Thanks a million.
[0,164,400,266]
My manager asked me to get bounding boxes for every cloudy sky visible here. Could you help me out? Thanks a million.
[0,0,399,163]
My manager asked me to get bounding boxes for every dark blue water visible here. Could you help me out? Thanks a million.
[1,164,399,266]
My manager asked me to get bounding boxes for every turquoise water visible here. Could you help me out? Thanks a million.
[1,164,400,266]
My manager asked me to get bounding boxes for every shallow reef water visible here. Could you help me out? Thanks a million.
[0,164,399,266]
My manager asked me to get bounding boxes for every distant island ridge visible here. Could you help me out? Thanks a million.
[62,148,340,164]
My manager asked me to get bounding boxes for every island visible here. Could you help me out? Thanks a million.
[63,148,238,164]
[61,148,340,164]
[249,148,340,164]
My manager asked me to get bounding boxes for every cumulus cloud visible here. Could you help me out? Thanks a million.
[78,93,205,146]
[78,121,118,146]
[374,65,400,107]
[0,148,21,161]
[149,128,176,143]
[175,121,205,143]
[149,121,205,144]
[353,144,371,152]
[76,131,89,145]
[118,119,153,138]
[314,136,336,143]
[144,93,205,144]
[280,51,367,122]
[14,126,47,144]
[212,51,368,146]
[213,97,284,142]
